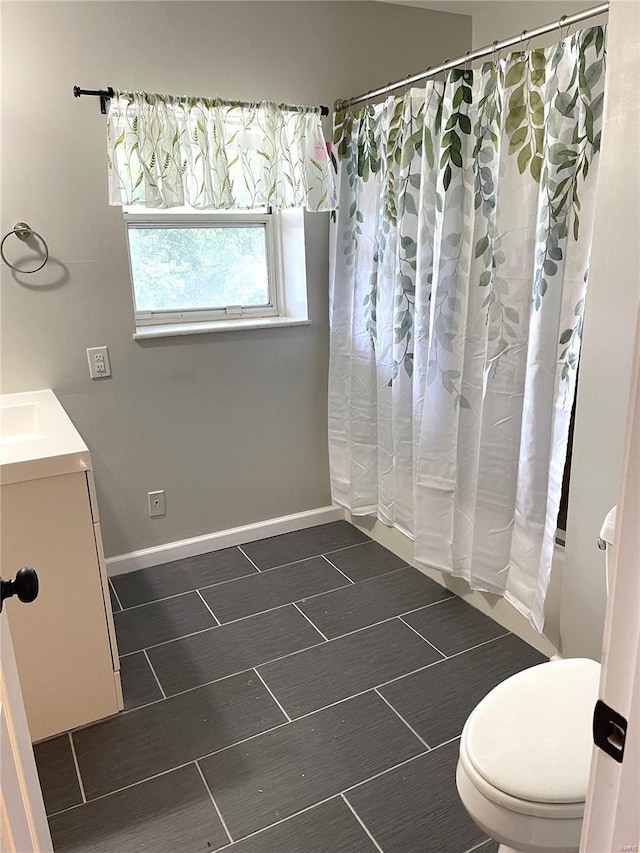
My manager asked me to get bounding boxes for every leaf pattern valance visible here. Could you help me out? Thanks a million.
[106,93,337,211]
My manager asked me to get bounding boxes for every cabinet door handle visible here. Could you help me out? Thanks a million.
[0,567,39,612]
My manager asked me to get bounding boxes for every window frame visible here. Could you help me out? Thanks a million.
[124,210,283,328]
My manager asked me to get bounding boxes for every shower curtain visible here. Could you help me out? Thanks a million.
[329,27,606,631]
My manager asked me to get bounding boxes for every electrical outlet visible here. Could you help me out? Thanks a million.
[87,346,112,379]
[148,490,166,517]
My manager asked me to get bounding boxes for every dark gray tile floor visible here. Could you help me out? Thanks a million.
[113,591,217,655]
[34,521,546,852]
[346,741,483,853]
[118,651,163,711]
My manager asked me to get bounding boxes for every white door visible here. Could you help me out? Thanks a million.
[0,600,52,853]
[580,297,640,851]
[579,0,640,848]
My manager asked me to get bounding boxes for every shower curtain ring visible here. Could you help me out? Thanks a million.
[520,30,531,53]
[403,73,413,98]
[558,14,568,44]
[463,51,470,73]
[491,40,500,67]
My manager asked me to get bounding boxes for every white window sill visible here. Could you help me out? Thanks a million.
[133,316,311,340]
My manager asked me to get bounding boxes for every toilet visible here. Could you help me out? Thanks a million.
[456,508,616,853]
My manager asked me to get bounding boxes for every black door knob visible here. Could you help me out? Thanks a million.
[0,567,39,612]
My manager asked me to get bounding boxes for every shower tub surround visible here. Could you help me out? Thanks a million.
[33,522,545,852]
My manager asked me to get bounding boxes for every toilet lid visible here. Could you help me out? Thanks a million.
[463,658,601,804]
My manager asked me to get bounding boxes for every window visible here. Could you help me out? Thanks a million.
[124,209,309,339]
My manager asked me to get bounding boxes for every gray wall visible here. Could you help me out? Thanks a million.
[1,1,471,557]
[472,1,608,48]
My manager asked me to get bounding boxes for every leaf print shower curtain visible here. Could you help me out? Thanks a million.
[329,27,606,631]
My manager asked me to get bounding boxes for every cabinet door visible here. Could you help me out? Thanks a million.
[3,472,120,741]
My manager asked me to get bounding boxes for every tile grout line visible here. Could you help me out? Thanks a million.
[194,760,234,845]
[118,598,419,665]
[49,688,439,820]
[374,687,431,750]
[109,535,373,615]
[377,631,513,690]
[342,738,463,803]
[209,595,455,662]
[114,560,425,624]
[143,649,167,699]
[114,587,205,616]
[398,615,447,658]
[323,539,373,557]
[197,573,353,633]
[118,563,385,656]
[222,574,448,639]
[48,727,459,826]
[340,794,386,853]
[112,566,261,614]
[320,553,355,584]
[292,601,329,642]
[342,748,430,798]
[116,619,512,716]
[46,759,196,819]
[432,733,462,750]
[209,794,346,852]
[67,732,87,804]
[464,839,495,853]
[196,588,220,626]
[253,669,291,722]
[108,578,124,612]
[117,600,308,657]
[234,537,374,576]
[397,595,456,618]
[203,750,421,853]
[343,734,464,798]
[237,544,262,572]
[205,539,384,584]
[118,618,231,658]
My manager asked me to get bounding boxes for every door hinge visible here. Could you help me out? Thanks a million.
[593,699,627,763]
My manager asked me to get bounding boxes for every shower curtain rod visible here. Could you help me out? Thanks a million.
[73,86,329,117]
[335,2,609,111]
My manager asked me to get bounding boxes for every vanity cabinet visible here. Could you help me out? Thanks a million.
[0,391,122,742]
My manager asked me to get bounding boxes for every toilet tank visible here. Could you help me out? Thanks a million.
[598,506,617,594]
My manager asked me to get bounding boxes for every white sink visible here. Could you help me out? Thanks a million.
[0,390,91,485]
[0,402,48,444]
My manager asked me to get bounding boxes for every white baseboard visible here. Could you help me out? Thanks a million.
[106,506,345,577]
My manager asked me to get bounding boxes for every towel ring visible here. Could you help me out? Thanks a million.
[1,223,49,273]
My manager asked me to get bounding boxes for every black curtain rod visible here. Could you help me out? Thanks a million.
[73,86,329,117]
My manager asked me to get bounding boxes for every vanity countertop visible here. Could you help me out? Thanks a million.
[0,389,91,485]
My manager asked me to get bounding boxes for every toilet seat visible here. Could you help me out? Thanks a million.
[458,743,584,819]
[456,755,585,853]
[461,659,600,812]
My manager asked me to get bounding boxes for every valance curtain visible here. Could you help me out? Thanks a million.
[106,93,336,211]
[329,27,606,631]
